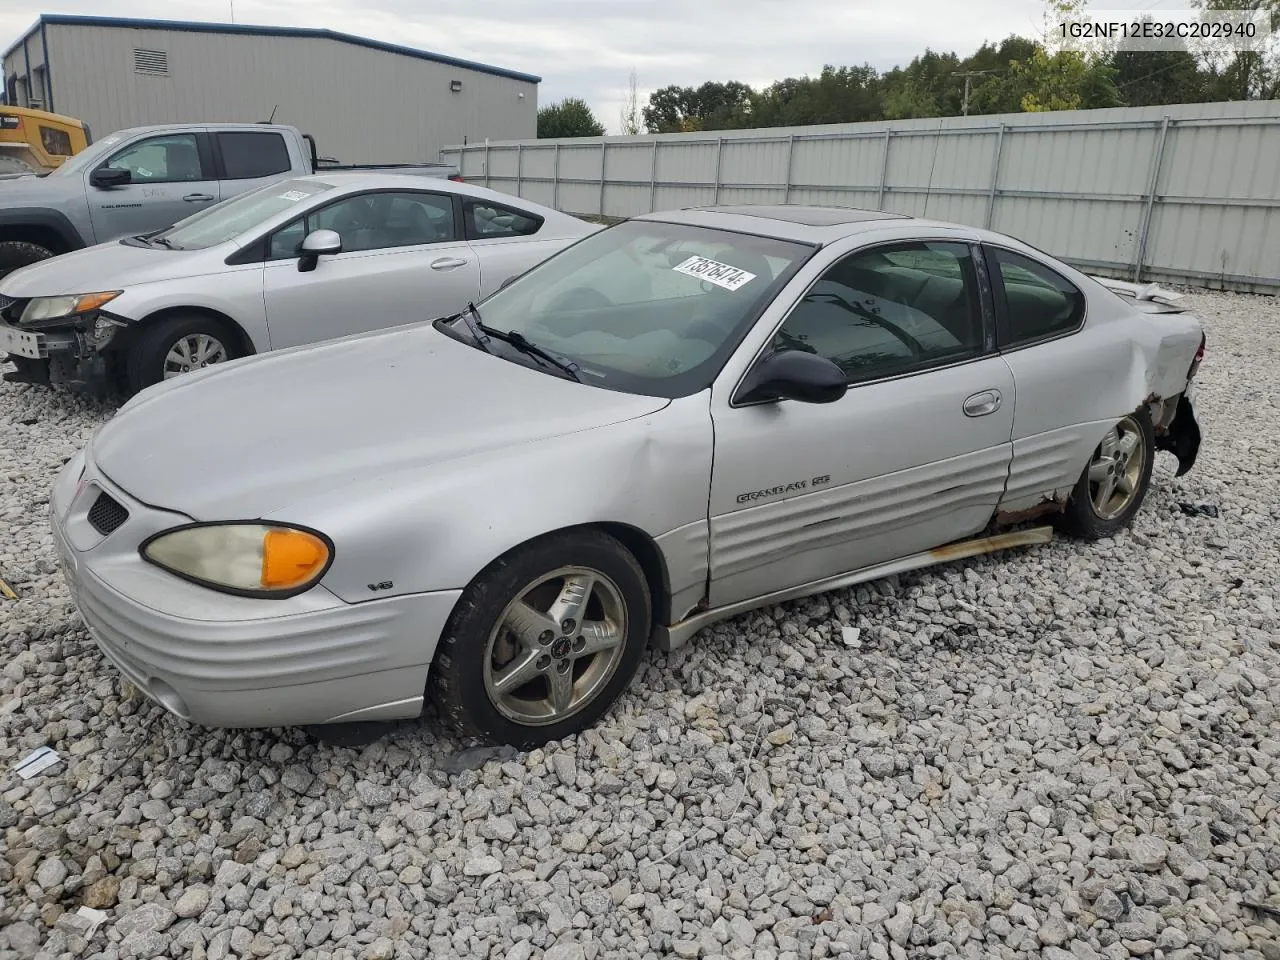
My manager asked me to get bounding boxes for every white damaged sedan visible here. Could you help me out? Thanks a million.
[50,204,1205,746]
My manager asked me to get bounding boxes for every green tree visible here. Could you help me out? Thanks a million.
[642,81,755,133]
[751,65,883,126]
[1192,0,1278,100]
[1108,47,1213,106]
[537,98,606,138]
[881,51,963,119]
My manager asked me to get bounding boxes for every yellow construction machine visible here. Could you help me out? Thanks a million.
[0,105,90,178]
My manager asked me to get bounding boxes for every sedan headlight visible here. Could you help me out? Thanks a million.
[140,522,333,598]
[20,291,122,324]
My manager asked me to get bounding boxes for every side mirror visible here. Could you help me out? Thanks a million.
[90,167,131,188]
[297,229,342,273]
[735,349,848,405]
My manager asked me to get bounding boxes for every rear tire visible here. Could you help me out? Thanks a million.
[432,530,652,748]
[126,313,242,394]
[0,240,55,281]
[1055,408,1155,540]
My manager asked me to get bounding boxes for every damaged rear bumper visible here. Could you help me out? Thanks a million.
[1155,385,1201,477]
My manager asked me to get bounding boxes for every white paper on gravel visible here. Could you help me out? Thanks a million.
[14,745,62,779]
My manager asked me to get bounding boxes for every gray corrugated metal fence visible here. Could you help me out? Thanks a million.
[443,101,1280,293]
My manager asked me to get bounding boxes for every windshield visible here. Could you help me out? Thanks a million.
[454,219,814,398]
[149,179,335,250]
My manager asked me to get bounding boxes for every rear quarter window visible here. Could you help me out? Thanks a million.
[464,200,543,240]
[990,247,1086,347]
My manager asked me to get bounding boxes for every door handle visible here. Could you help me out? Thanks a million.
[962,389,1002,417]
[430,257,469,270]
[183,193,215,202]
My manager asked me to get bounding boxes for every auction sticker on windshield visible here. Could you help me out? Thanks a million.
[673,255,757,291]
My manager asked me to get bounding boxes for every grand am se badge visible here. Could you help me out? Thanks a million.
[736,475,831,504]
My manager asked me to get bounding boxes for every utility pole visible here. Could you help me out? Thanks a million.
[956,70,997,116]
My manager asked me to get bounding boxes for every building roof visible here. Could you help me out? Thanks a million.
[4,14,542,84]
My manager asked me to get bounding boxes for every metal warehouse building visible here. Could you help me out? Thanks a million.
[1,14,540,164]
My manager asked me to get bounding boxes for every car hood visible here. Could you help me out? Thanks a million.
[0,240,219,298]
[89,323,670,519]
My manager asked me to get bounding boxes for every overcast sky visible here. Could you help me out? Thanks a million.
[3,0,1191,133]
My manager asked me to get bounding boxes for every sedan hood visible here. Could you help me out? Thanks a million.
[89,323,669,519]
[0,240,219,298]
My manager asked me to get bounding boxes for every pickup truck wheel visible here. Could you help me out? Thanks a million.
[432,530,651,748]
[1056,409,1155,540]
[128,314,241,393]
[0,241,55,281]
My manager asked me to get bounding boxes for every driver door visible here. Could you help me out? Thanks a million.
[85,131,221,242]
[261,189,480,350]
[706,239,1016,607]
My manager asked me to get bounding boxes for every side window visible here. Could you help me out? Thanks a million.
[105,134,204,182]
[464,200,543,240]
[990,247,1086,347]
[40,125,74,156]
[307,192,456,253]
[268,219,306,260]
[217,131,292,180]
[769,241,985,386]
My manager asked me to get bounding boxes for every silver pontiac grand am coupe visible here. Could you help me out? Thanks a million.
[50,204,1205,747]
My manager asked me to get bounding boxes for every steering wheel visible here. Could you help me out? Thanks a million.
[804,291,927,358]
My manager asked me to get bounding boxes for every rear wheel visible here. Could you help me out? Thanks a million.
[127,313,241,393]
[1056,409,1155,540]
[0,240,55,281]
[432,530,651,747]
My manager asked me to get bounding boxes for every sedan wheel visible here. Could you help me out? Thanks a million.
[484,566,629,726]
[1056,407,1156,540]
[128,313,244,395]
[433,530,651,747]
[163,333,229,379]
[1088,415,1147,520]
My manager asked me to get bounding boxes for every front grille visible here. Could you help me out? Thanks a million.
[87,491,129,536]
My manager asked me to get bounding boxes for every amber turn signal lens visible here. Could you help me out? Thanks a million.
[261,529,330,589]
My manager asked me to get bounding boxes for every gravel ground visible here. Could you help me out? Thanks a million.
[1,288,1278,960]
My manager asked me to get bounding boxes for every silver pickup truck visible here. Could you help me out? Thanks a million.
[0,121,460,279]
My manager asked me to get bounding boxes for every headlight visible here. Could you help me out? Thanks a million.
[21,291,122,324]
[140,522,333,598]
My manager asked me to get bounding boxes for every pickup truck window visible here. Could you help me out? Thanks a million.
[217,131,292,180]
[151,178,335,250]
[106,134,205,183]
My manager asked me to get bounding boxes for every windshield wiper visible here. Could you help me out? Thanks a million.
[148,235,177,249]
[456,302,581,382]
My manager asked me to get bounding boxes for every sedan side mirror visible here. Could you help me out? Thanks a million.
[90,167,131,188]
[735,349,848,405]
[298,229,342,273]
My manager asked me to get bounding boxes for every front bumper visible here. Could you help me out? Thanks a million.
[0,313,120,393]
[50,455,462,728]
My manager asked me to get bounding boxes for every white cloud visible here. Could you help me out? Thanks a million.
[3,0,1197,134]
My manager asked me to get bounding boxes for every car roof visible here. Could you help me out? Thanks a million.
[633,204,1004,246]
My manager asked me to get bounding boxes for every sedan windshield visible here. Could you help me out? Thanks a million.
[147,179,336,250]
[455,219,815,398]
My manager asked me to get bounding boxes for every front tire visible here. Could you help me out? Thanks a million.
[127,313,241,394]
[0,240,55,281]
[1056,408,1155,540]
[432,530,652,748]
